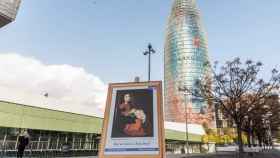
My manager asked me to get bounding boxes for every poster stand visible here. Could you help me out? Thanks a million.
[98,81,165,158]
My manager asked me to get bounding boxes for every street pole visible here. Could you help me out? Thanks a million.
[178,86,189,156]
[148,51,151,81]
[143,43,156,82]
[184,93,190,155]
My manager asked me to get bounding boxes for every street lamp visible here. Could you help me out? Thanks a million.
[143,43,156,82]
[264,112,273,149]
[178,84,207,155]
[261,113,272,150]
[178,85,190,155]
[263,104,273,149]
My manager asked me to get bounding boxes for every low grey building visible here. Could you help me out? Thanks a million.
[0,0,21,28]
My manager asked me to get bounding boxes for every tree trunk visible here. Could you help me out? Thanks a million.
[252,133,256,146]
[237,125,244,155]
[257,134,262,147]
[247,131,251,147]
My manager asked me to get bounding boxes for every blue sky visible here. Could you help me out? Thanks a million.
[1,0,280,83]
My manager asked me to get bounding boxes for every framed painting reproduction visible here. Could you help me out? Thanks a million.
[98,81,165,158]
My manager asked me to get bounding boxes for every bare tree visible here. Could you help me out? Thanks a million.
[192,58,280,154]
[237,92,280,149]
[245,100,267,147]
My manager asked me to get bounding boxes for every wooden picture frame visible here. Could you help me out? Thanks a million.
[98,81,165,158]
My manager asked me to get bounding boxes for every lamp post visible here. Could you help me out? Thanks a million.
[143,43,156,82]
[178,85,190,155]
[178,85,207,155]
[264,112,273,149]
[262,105,273,149]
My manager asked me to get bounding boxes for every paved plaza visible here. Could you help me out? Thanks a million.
[4,149,280,158]
[54,149,280,158]
[7,150,271,158]
[168,150,280,158]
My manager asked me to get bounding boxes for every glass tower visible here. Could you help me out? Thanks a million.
[0,0,21,28]
[164,0,214,126]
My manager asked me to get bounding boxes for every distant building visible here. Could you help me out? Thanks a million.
[164,0,214,127]
[215,104,234,129]
[0,0,21,28]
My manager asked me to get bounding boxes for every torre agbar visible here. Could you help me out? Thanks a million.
[164,0,214,127]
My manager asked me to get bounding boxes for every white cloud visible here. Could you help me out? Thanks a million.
[0,53,107,117]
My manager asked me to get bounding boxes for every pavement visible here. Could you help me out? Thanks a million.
[86,149,280,158]
[5,149,280,158]
[166,150,280,158]
[56,150,280,158]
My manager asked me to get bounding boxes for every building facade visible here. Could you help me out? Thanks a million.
[0,101,205,157]
[0,0,21,28]
[164,0,214,127]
